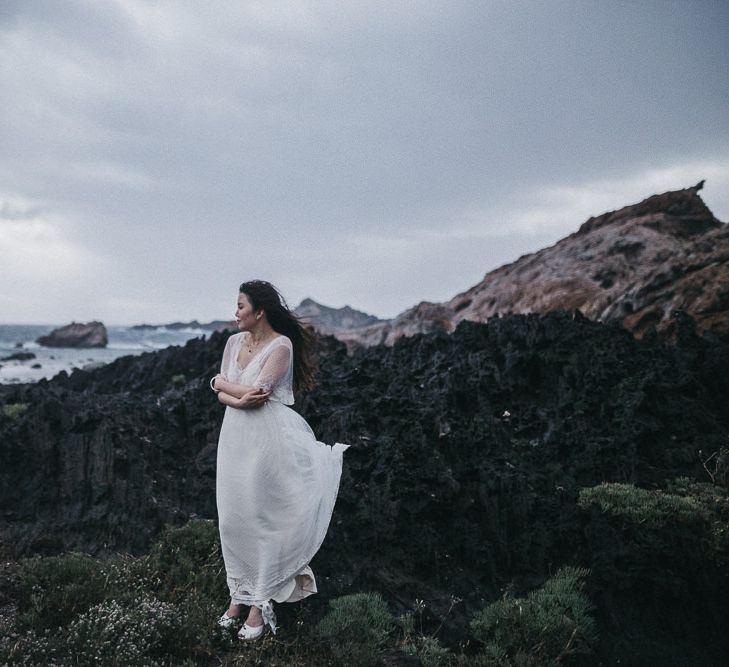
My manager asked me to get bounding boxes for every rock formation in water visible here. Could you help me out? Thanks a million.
[36,321,108,348]
[337,184,729,346]
[0,352,36,362]
[130,319,235,332]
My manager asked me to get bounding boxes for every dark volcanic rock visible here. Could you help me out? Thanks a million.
[0,352,36,362]
[1,312,728,662]
[36,321,108,348]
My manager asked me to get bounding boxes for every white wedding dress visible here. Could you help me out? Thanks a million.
[215,332,348,632]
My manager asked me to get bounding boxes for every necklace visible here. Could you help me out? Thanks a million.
[245,332,274,354]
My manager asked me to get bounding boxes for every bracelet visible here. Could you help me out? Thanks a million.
[210,376,220,393]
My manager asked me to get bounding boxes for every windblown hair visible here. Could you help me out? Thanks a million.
[239,280,318,392]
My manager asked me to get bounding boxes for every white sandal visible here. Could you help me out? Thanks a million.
[238,621,265,641]
[217,611,239,629]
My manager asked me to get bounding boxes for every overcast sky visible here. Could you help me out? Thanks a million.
[1,1,728,325]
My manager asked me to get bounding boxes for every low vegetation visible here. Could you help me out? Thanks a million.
[578,477,729,565]
[3,478,725,665]
[0,519,603,666]
[469,567,597,666]
[1,402,28,420]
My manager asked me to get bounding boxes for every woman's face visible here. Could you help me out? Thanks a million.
[235,292,260,331]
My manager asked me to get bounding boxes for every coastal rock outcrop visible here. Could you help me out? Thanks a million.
[36,321,108,348]
[1,312,728,661]
[131,320,234,332]
[449,184,728,340]
[0,352,36,362]
[294,298,382,333]
[332,300,454,348]
[336,185,729,345]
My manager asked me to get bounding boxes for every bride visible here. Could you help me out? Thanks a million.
[210,280,348,640]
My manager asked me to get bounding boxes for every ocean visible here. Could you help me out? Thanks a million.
[0,324,214,384]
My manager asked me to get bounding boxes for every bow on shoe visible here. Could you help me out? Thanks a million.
[261,600,277,634]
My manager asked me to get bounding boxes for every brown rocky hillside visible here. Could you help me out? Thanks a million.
[336,183,728,346]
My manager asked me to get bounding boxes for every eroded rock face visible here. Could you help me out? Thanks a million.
[36,321,108,348]
[1,314,728,659]
[449,185,728,341]
[1,313,726,561]
[332,301,454,349]
[338,185,728,346]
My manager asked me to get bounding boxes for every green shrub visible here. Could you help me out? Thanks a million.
[144,518,231,656]
[318,592,393,666]
[100,552,158,604]
[147,519,225,603]
[470,566,597,666]
[2,403,28,420]
[398,609,416,639]
[171,374,187,386]
[17,552,106,630]
[670,479,729,564]
[577,482,711,527]
[665,476,729,506]
[8,528,228,667]
[61,596,185,666]
[579,479,729,565]
[403,635,452,666]
[398,597,459,666]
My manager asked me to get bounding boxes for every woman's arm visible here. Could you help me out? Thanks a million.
[212,376,257,399]
[217,388,270,409]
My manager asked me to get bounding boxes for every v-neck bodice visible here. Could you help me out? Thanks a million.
[220,332,295,405]
[235,333,283,372]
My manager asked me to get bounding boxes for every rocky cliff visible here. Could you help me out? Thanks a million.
[1,312,728,661]
[339,184,729,346]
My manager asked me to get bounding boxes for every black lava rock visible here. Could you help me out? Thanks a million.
[1,312,728,663]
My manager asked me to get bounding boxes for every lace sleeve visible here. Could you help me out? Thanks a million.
[211,334,238,392]
[254,342,293,393]
[220,334,238,379]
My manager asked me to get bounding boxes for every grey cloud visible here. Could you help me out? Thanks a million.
[1,1,728,323]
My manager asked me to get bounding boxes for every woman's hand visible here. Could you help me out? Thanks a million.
[213,375,237,394]
[235,387,271,409]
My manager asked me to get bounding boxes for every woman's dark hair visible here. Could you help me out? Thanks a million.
[239,280,317,392]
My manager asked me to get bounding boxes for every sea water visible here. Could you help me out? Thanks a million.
[0,324,214,384]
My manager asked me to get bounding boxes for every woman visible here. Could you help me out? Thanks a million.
[210,280,348,640]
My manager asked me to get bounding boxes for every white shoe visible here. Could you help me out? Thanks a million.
[238,621,265,641]
[217,612,239,629]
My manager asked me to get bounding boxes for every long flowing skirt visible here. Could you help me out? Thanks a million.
[216,400,348,630]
